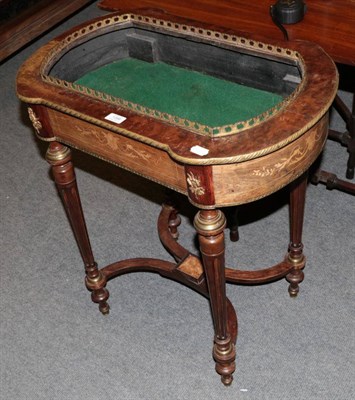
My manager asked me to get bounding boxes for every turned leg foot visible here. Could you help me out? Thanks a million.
[46,142,110,313]
[86,265,110,315]
[229,207,239,242]
[168,205,181,240]
[286,264,305,297]
[194,209,236,385]
[164,191,181,240]
[287,173,307,297]
[214,335,235,386]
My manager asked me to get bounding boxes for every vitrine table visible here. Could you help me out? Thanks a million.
[17,11,338,385]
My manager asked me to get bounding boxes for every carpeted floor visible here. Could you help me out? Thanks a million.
[1,2,354,399]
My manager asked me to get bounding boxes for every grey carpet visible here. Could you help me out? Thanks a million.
[1,2,354,399]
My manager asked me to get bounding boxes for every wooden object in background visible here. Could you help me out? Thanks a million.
[0,0,94,62]
[98,0,355,65]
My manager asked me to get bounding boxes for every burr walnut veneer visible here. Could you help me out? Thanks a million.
[17,11,338,385]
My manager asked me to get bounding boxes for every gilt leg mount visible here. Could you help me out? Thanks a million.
[46,142,110,314]
[85,266,110,315]
[286,250,305,297]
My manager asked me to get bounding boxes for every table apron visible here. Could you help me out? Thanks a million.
[46,108,188,194]
[39,107,328,208]
[211,115,328,207]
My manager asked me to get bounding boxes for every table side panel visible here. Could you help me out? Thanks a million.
[212,114,328,207]
[46,109,187,193]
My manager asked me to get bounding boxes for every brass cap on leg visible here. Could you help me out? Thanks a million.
[194,209,226,235]
[46,142,71,163]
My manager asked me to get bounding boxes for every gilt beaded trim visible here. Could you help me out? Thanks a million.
[39,13,304,137]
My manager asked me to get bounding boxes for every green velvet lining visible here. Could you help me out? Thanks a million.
[75,58,283,127]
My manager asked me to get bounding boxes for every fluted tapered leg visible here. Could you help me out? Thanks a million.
[286,173,307,297]
[46,142,110,314]
[194,209,236,385]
